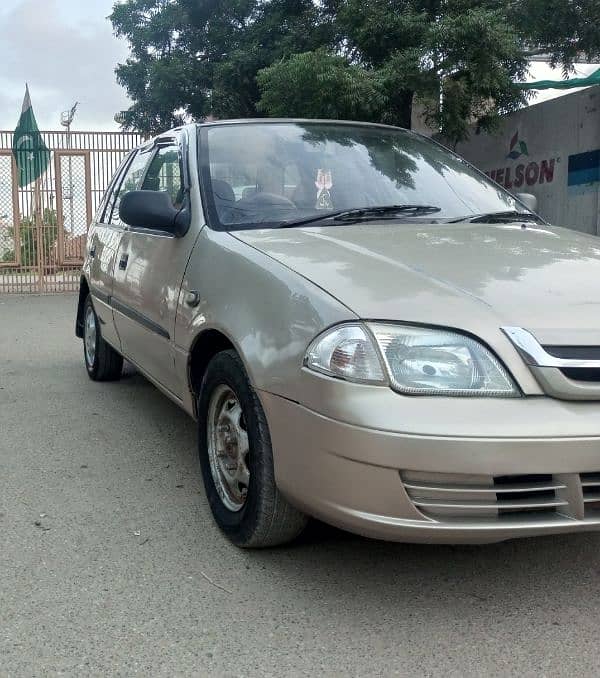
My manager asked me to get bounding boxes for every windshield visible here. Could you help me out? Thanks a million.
[199,122,524,230]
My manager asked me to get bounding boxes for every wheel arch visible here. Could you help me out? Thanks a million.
[75,275,90,338]
[188,328,240,412]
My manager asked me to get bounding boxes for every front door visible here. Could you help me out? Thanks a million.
[112,137,196,397]
[86,151,138,348]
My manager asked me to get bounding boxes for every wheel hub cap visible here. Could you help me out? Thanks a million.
[207,385,250,512]
[84,305,96,366]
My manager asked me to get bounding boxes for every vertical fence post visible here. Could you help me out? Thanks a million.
[33,177,44,293]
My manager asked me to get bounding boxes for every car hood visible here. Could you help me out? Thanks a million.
[233,221,600,344]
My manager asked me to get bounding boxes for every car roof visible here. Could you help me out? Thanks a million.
[194,118,407,132]
[138,118,415,151]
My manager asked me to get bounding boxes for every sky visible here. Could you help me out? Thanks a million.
[0,0,597,132]
[0,0,130,131]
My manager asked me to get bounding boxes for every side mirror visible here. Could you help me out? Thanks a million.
[119,190,190,236]
[516,192,538,213]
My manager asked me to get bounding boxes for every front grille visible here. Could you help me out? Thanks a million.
[543,346,600,383]
[503,328,600,398]
[559,367,600,382]
[543,346,600,360]
[401,471,568,521]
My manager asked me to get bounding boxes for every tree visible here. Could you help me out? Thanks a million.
[1,208,61,267]
[111,0,600,143]
[256,49,386,121]
[110,0,332,135]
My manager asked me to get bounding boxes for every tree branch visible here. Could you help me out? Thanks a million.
[522,47,550,57]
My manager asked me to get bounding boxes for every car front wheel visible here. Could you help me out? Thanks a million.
[198,350,307,547]
[83,294,123,381]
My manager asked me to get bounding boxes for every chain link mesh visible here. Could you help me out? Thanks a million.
[59,154,88,262]
[0,154,16,267]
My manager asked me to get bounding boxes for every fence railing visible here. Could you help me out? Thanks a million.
[0,130,142,293]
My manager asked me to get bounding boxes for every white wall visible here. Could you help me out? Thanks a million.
[446,87,600,234]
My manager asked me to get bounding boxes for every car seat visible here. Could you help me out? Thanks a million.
[211,179,236,221]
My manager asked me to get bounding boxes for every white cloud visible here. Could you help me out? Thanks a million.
[0,0,131,130]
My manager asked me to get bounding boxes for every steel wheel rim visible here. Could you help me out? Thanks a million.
[84,305,97,367]
[207,384,250,512]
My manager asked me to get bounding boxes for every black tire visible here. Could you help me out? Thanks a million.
[83,294,123,381]
[198,350,308,548]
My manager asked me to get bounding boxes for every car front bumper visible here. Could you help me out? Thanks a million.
[259,387,600,544]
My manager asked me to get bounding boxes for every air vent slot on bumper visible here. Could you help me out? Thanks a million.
[401,471,570,522]
[581,472,600,513]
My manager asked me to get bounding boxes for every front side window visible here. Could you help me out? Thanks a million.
[97,152,132,224]
[141,145,184,208]
[199,122,524,231]
[107,147,154,225]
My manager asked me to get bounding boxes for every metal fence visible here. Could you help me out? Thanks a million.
[0,130,142,293]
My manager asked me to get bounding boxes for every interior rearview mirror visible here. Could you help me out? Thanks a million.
[119,190,190,236]
[516,192,538,213]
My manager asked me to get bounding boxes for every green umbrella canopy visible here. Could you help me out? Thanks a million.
[519,67,600,91]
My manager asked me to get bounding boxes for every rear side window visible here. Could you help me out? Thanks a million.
[105,148,154,225]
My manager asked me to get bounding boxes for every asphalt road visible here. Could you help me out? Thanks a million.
[2,294,600,677]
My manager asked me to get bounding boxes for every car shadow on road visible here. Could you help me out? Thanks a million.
[112,367,600,624]
[246,519,600,622]
[239,482,600,627]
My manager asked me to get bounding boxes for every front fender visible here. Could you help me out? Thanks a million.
[175,228,355,403]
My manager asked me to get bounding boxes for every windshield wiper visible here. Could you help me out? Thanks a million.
[277,204,441,228]
[449,210,544,224]
[334,205,442,221]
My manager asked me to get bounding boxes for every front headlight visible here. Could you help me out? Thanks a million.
[369,323,518,396]
[304,323,519,397]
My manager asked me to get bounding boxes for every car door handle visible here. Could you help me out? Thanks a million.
[118,253,129,270]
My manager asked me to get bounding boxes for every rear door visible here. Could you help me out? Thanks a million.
[112,133,195,397]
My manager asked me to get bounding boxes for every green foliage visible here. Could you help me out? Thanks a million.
[110,0,331,134]
[419,5,529,141]
[257,50,386,121]
[508,0,600,69]
[1,248,15,263]
[111,0,600,143]
[2,209,60,267]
